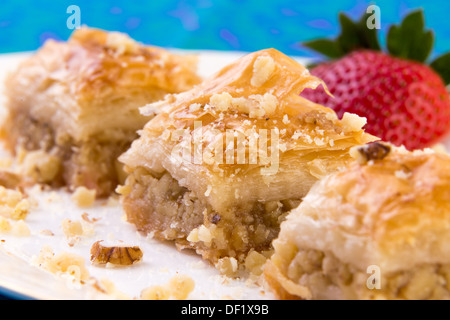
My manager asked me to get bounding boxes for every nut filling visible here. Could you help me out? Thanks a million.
[5,110,137,197]
[277,248,450,300]
[121,167,299,264]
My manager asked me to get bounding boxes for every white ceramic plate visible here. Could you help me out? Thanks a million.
[0,50,283,300]
[0,50,448,300]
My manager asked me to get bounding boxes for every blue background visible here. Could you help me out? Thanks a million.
[0,0,449,60]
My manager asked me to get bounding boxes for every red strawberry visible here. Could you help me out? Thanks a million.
[301,10,450,150]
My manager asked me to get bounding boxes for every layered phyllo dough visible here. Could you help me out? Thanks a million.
[118,48,377,270]
[265,142,450,299]
[1,27,201,196]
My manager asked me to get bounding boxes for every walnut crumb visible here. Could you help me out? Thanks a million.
[71,186,96,207]
[62,218,84,238]
[0,186,30,220]
[215,257,239,277]
[43,250,90,283]
[140,274,195,300]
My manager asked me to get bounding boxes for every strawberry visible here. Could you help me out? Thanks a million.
[301,10,450,150]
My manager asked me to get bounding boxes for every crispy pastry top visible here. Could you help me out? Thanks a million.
[121,49,377,210]
[274,144,450,273]
[4,27,201,142]
[13,27,200,104]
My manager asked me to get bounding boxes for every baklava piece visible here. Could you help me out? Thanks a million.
[119,48,377,267]
[1,27,201,197]
[265,143,450,300]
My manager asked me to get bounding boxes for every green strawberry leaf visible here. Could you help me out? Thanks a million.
[337,13,362,53]
[430,52,450,85]
[302,11,381,59]
[303,38,344,59]
[386,10,434,62]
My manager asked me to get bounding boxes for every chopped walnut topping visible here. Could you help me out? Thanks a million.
[189,103,202,112]
[341,112,367,132]
[90,240,143,266]
[209,92,232,112]
[251,56,275,87]
[208,92,278,118]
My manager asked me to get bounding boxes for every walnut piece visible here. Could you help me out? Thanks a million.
[353,142,391,164]
[90,240,143,266]
[0,171,21,189]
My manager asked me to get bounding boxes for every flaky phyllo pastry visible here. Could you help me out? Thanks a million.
[119,48,377,270]
[1,27,201,196]
[265,143,450,300]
